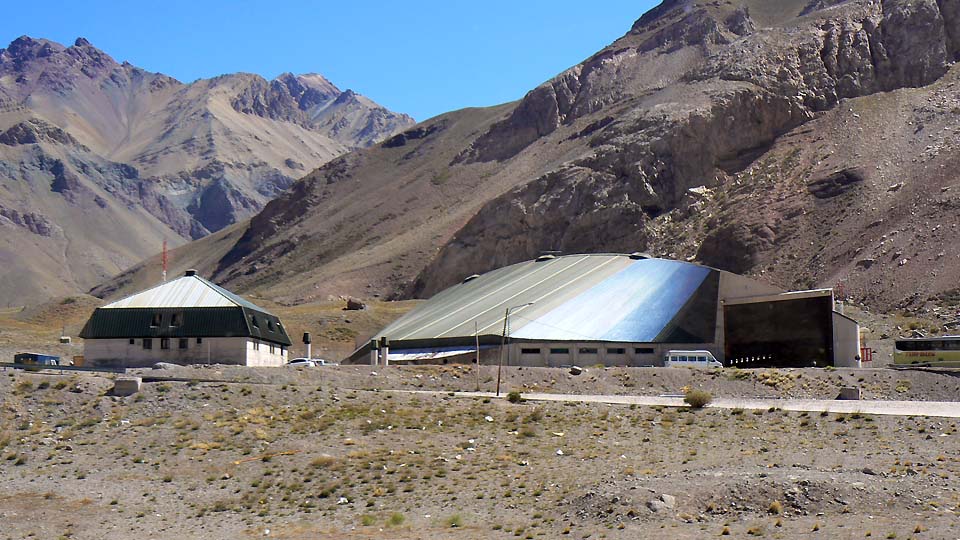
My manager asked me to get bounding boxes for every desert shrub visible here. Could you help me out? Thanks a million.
[310,455,337,469]
[523,407,544,423]
[445,514,463,528]
[683,389,712,409]
[768,500,783,514]
[388,512,405,526]
[506,391,523,403]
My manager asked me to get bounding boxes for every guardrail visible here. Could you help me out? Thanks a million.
[0,362,126,374]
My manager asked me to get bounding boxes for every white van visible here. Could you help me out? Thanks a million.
[664,350,723,368]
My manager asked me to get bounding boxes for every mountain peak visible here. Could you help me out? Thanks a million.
[1,35,66,62]
[74,37,92,47]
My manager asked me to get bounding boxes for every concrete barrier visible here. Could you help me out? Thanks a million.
[112,377,142,396]
[837,386,861,400]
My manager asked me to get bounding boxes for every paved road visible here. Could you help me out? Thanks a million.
[397,390,960,418]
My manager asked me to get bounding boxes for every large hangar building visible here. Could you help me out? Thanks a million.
[351,254,860,368]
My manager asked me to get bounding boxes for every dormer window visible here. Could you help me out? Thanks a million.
[251,316,259,328]
[150,313,162,328]
[170,313,182,327]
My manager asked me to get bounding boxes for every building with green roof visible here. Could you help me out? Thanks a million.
[80,270,291,367]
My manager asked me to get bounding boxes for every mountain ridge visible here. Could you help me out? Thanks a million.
[0,35,413,306]
[97,0,960,316]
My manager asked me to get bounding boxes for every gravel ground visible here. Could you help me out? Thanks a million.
[1,365,959,539]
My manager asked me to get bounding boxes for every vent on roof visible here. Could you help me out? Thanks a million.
[535,254,556,262]
[184,269,198,276]
[462,274,480,284]
[629,252,653,260]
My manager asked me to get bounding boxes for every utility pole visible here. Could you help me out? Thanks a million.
[496,302,533,397]
[474,321,480,392]
[496,308,509,397]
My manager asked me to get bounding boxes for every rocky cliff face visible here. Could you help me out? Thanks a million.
[0,36,413,306]
[412,0,960,305]
[101,0,960,314]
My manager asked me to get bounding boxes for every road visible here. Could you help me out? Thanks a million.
[395,390,960,418]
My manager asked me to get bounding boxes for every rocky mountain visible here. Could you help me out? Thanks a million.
[0,36,413,305]
[99,0,960,314]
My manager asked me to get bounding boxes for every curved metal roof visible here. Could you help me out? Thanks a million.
[377,254,721,344]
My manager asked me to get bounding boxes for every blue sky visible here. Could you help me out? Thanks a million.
[0,1,658,121]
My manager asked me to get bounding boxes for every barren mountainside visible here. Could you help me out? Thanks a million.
[0,36,413,305]
[100,0,960,314]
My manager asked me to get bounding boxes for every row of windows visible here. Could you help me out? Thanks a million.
[135,337,284,354]
[521,347,655,355]
[896,339,960,351]
[251,340,280,354]
[146,313,285,336]
[149,313,182,328]
[249,315,282,334]
[137,337,202,349]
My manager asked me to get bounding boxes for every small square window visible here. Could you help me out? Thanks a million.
[143,338,152,350]
[196,338,203,344]
[160,338,170,350]
[129,338,135,345]
[179,338,188,350]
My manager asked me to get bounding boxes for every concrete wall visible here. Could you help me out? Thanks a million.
[502,342,722,368]
[84,337,286,368]
[832,312,862,368]
[245,338,288,367]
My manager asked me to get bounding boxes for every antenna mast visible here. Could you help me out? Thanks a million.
[162,240,168,282]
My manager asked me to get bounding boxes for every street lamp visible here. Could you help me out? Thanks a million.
[496,302,534,397]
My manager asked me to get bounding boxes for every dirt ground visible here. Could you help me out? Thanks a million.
[1,364,959,540]
[2,297,960,539]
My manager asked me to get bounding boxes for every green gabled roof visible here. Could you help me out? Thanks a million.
[79,306,292,346]
[82,271,291,346]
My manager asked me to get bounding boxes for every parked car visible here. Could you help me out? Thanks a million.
[287,358,338,367]
[14,352,61,366]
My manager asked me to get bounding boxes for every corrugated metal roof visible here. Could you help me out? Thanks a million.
[375,255,719,344]
[102,274,274,314]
